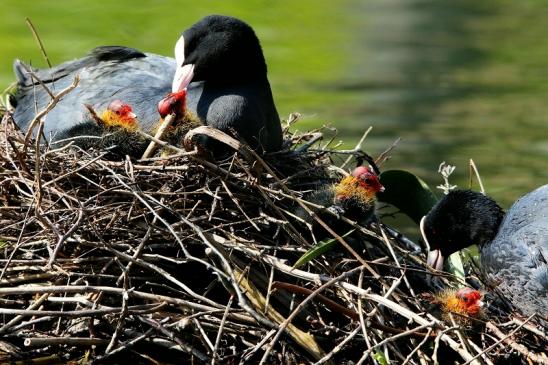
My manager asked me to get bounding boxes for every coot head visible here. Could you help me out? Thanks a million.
[433,287,483,323]
[107,100,137,120]
[158,90,187,118]
[101,100,139,130]
[351,166,385,193]
[424,190,504,270]
[172,15,267,92]
[333,166,385,208]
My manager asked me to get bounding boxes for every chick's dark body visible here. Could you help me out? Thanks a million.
[294,168,383,242]
[294,187,348,242]
[295,187,377,236]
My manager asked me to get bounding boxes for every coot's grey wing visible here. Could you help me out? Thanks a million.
[13,46,175,138]
[497,185,548,236]
[71,53,175,133]
[14,46,146,87]
[13,46,146,127]
[483,184,548,317]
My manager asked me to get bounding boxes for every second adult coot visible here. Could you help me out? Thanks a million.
[423,188,548,319]
[12,15,282,153]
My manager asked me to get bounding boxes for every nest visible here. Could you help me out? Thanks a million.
[0,111,546,365]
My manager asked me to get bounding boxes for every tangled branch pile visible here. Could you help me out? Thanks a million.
[0,113,545,364]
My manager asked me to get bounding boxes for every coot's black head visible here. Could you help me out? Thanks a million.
[424,190,504,270]
[172,15,267,92]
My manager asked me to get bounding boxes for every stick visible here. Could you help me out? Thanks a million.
[339,126,372,169]
[141,113,175,159]
[480,319,548,365]
[23,75,80,146]
[469,159,485,194]
[25,18,52,68]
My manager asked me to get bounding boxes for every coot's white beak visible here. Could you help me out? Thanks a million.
[427,249,445,271]
[172,35,195,92]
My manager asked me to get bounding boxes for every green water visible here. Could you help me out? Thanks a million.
[2,0,547,208]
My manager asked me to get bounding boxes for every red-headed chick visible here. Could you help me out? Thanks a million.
[429,287,483,325]
[100,100,139,131]
[80,100,146,158]
[156,90,202,150]
[158,90,186,120]
[332,166,385,217]
[294,166,385,240]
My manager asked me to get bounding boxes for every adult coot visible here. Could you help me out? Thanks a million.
[12,15,282,153]
[424,188,548,319]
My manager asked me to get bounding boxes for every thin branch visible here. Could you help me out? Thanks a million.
[23,75,80,145]
[25,18,52,68]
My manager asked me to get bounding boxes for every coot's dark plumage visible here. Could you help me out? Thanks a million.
[12,15,282,153]
[424,188,548,319]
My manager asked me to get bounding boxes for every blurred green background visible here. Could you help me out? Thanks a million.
[2,0,547,207]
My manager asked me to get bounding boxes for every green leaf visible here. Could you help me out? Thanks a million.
[293,230,354,268]
[377,169,438,224]
[373,350,389,365]
[447,252,467,286]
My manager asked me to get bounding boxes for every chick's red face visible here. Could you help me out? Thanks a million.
[107,100,136,121]
[456,287,481,302]
[352,166,385,193]
[456,287,482,315]
[158,90,187,118]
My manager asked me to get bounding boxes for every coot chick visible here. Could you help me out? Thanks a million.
[60,100,148,157]
[424,287,483,326]
[424,188,548,318]
[12,15,282,153]
[65,96,198,158]
[100,99,139,131]
[295,166,385,240]
[154,90,201,156]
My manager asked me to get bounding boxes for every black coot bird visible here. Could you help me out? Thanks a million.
[424,188,548,319]
[12,15,282,153]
